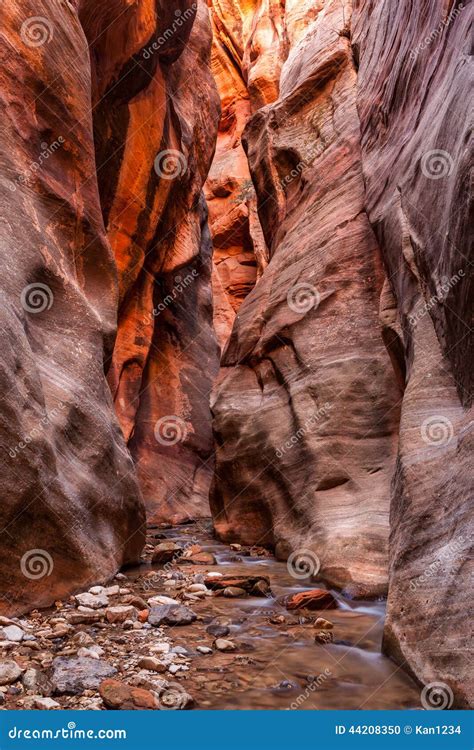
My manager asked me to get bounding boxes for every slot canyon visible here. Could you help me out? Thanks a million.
[0,0,472,711]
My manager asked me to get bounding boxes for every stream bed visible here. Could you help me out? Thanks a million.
[133,521,421,710]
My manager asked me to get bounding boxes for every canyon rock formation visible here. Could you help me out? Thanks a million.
[353,0,473,708]
[0,0,220,613]
[210,0,472,706]
[0,0,145,615]
[205,1,269,350]
[91,0,221,524]
[210,0,402,599]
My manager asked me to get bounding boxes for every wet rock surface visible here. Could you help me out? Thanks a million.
[1,523,422,710]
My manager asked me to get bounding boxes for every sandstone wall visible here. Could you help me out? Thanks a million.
[210,0,402,598]
[353,0,473,707]
[0,0,145,614]
[90,0,221,524]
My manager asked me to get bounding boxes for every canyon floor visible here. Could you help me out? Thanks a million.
[1,523,422,711]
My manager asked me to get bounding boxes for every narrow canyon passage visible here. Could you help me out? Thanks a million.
[0,0,471,712]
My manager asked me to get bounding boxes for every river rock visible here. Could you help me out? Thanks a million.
[137,657,167,674]
[196,646,213,655]
[105,606,137,624]
[214,639,237,652]
[0,625,24,642]
[285,590,337,611]
[148,605,197,627]
[99,679,158,710]
[314,618,334,630]
[179,552,217,565]
[75,593,109,610]
[152,542,182,564]
[51,657,117,695]
[22,668,52,695]
[222,587,247,598]
[147,595,179,607]
[206,623,230,638]
[0,660,22,686]
[315,631,334,645]
[33,696,60,710]
[204,575,271,596]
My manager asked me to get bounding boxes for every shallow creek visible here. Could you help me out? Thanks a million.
[132,522,421,710]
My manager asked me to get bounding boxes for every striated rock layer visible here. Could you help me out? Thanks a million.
[90,0,221,524]
[205,1,269,350]
[353,0,473,708]
[210,0,402,597]
[210,0,472,707]
[0,0,221,612]
[0,0,146,614]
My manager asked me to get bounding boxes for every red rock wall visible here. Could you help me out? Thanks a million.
[353,0,472,707]
[210,0,402,598]
[0,0,145,615]
[210,0,472,707]
[91,0,221,524]
[0,0,220,613]
[205,1,269,350]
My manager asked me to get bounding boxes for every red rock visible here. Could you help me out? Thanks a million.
[210,0,400,599]
[353,0,471,708]
[99,679,157,710]
[179,552,217,566]
[204,575,271,596]
[0,0,146,616]
[137,610,149,624]
[285,590,338,612]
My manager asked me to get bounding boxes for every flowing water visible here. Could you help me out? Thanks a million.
[133,521,422,710]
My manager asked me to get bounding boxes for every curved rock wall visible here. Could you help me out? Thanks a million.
[210,0,472,707]
[0,0,145,615]
[90,0,221,524]
[353,0,473,708]
[210,0,401,598]
[0,0,220,613]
